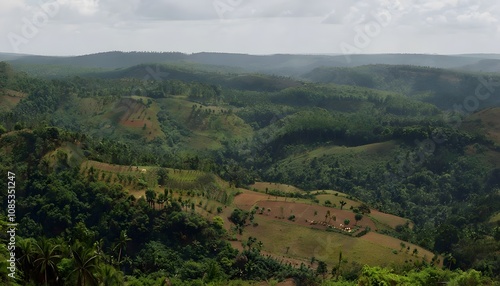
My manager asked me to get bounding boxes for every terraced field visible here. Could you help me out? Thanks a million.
[82,160,439,269]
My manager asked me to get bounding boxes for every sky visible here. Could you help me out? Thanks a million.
[0,0,499,56]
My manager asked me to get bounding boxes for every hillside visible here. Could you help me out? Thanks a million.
[3,52,500,78]
[463,107,500,145]
[303,65,500,109]
[0,60,499,285]
[75,158,438,268]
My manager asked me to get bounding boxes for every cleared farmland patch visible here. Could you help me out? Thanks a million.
[360,232,436,263]
[369,209,414,230]
[250,182,305,194]
[0,89,27,112]
[157,97,253,150]
[242,215,423,268]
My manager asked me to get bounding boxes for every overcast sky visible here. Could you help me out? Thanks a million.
[1,0,499,56]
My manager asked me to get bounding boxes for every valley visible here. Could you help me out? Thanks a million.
[0,53,499,285]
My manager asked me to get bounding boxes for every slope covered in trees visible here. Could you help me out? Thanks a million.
[0,61,499,284]
[303,65,500,109]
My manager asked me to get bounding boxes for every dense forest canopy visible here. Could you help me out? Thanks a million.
[0,58,499,285]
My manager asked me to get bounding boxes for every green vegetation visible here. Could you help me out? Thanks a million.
[0,59,499,285]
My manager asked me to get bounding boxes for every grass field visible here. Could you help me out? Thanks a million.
[250,182,305,194]
[240,214,429,268]
[307,141,397,157]
[81,160,230,199]
[281,141,399,177]
[464,107,500,144]
[314,193,360,210]
[102,97,165,142]
[45,142,87,169]
[157,97,253,149]
[490,212,500,224]
[369,210,414,229]
[229,188,437,268]
[0,89,27,112]
[82,160,438,270]
[291,141,397,166]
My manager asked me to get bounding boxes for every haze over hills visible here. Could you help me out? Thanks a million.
[1,51,500,78]
[1,51,499,285]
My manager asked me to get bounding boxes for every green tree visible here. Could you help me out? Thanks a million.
[316,260,328,279]
[145,189,157,209]
[98,264,123,286]
[0,124,6,136]
[68,241,100,286]
[17,238,36,283]
[354,213,363,225]
[325,210,331,223]
[358,203,371,214]
[157,168,169,186]
[113,230,131,266]
[400,242,406,252]
[229,208,249,227]
[0,62,12,89]
[33,238,62,286]
[157,193,166,209]
[339,200,347,210]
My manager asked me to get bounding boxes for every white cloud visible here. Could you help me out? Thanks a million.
[0,0,499,56]
[59,0,100,16]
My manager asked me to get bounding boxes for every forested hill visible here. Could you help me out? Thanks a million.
[303,65,500,109]
[1,60,499,285]
[2,51,500,77]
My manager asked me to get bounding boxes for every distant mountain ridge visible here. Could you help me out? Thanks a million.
[1,51,500,77]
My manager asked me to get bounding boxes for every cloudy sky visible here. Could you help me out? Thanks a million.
[0,0,499,56]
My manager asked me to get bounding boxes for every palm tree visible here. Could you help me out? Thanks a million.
[33,238,62,286]
[145,189,156,209]
[17,238,36,283]
[157,193,166,209]
[68,241,100,286]
[113,230,131,266]
[98,265,123,286]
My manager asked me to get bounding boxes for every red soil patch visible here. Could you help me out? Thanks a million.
[233,191,270,208]
[2,95,21,105]
[233,190,378,234]
[247,200,377,234]
[121,119,149,128]
[116,98,151,128]
[258,279,296,286]
[82,161,131,172]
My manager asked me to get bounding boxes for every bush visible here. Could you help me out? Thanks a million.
[355,227,371,237]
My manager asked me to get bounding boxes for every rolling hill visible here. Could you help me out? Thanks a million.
[1,57,499,284]
[2,51,500,78]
